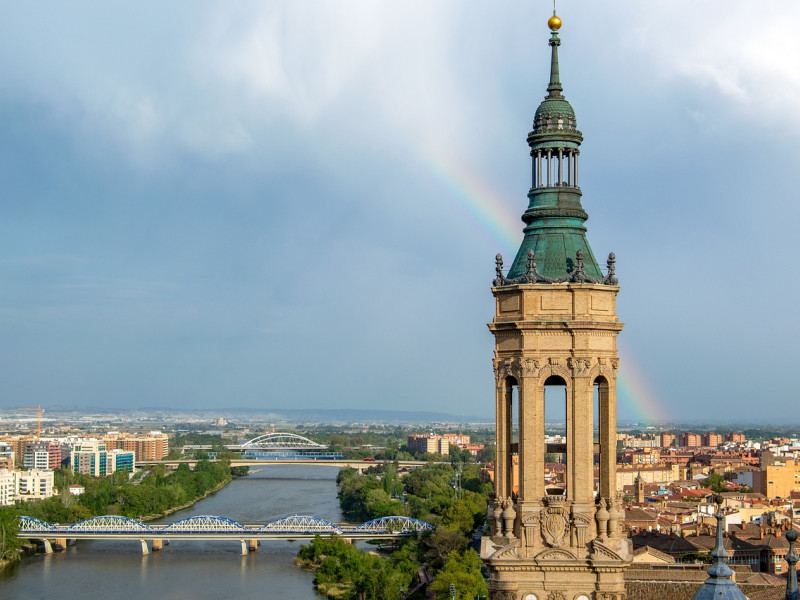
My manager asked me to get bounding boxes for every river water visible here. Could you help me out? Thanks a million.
[0,465,343,600]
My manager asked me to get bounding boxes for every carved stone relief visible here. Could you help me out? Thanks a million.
[541,498,570,548]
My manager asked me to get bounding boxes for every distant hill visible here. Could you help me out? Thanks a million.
[36,406,492,425]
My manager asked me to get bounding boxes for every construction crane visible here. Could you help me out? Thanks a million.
[17,406,45,440]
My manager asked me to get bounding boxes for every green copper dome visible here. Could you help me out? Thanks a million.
[501,22,610,284]
[533,97,577,126]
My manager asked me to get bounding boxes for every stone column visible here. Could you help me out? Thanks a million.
[140,540,149,555]
[152,539,163,551]
[495,376,509,501]
[520,374,545,503]
[599,374,618,499]
[570,374,594,505]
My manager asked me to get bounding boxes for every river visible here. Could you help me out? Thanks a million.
[0,465,343,600]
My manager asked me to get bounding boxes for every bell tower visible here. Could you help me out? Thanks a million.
[482,12,630,600]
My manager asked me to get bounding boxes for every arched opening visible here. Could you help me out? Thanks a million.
[544,375,567,496]
[593,382,601,496]
[505,376,519,499]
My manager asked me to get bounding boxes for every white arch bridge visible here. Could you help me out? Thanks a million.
[183,433,333,457]
[19,514,433,555]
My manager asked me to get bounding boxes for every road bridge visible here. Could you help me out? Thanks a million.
[138,458,431,471]
[19,514,433,556]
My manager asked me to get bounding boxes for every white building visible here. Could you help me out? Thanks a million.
[0,469,56,505]
[15,469,55,501]
[0,470,15,506]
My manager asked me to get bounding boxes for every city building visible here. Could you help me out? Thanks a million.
[0,469,15,506]
[104,431,169,460]
[15,469,55,501]
[67,484,85,496]
[750,458,800,498]
[22,440,61,470]
[0,442,14,470]
[617,465,681,493]
[72,440,135,476]
[482,13,627,600]
[406,434,450,456]
[703,433,723,448]
[679,432,703,448]
[107,448,135,473]
[660,433,676,448]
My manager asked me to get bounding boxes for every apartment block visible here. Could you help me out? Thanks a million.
[407,434,450,456]
[72,441,135,476]
[751,459,800,498]
[104,432,169,460]
[678,432,702,447]
[703,433,723,448]
[15,469,55,501]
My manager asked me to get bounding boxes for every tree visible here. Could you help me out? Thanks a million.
[429,549,488,600]
[425,529,470,562]
[703,471,726,493]
[476,445,495,464]
[0,506,20,562]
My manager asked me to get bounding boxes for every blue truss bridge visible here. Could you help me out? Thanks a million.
[19,514,434,555]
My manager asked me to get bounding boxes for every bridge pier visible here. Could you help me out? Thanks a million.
[152,539,163,551]
[248,539,258,552]
[240,540,248,555]
[141,539,149,555]
[54,538,68,550]
[42,539,53,554]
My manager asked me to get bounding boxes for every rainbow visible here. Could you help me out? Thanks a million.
[422,148,522,253]
[422,151,668,425]
[616,347,669,425]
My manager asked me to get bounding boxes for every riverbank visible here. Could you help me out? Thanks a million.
[139,477,232,522]
[0,465,341,599]
[2,462,238,571]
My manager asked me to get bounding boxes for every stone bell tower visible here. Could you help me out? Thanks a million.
[482,12,630,600]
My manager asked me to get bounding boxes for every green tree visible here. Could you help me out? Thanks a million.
[429,549,488,600]
[703,471,726,493]
[0,506,20,562]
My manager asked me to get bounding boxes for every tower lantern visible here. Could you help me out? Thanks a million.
[482,13,629,600]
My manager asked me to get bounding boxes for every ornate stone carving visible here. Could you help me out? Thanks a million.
[546,591,567,600]
[568,357,591,376]
[571,512,591,549]
[589,540,625,562]
[535,548,577,561]
[606,498,621,539]
[523,358,541,377]
[497,359,522,381]
[493,250,620,286]
[541,497,570,548]
[595,499,609,542]
[502,497,517,539]
[489,539,521,561]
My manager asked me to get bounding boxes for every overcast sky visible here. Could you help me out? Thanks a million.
[1,1,798,424]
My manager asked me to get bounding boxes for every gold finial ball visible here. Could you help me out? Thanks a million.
[548,14,562,30]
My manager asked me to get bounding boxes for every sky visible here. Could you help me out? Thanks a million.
[1,1,799,424]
